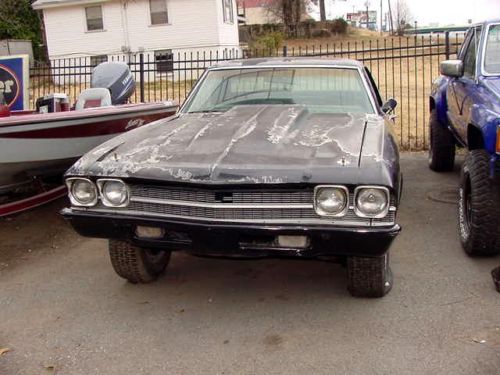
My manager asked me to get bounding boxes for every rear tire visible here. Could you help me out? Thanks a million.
[108,240,171,283]
[428,110,455,172]
[347,252,393,298]
[458,150,500,256]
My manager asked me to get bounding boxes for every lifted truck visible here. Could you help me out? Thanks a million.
[429,20,500,256]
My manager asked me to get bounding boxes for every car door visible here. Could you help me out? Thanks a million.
[449,27,482,142]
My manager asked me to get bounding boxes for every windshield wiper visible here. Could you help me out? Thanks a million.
[188,110,224,114]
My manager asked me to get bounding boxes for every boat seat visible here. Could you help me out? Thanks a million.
[75,88,112,110]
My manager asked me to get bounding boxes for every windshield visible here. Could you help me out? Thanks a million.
[485,24,500,75]
[182,67,375,114]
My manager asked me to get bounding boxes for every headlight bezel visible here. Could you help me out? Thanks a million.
[313,185,349,217]
[354,186,390,219]
[96,178,130,207]
[66,177,98,207]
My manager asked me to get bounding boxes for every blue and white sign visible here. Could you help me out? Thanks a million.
[0,55,29,110]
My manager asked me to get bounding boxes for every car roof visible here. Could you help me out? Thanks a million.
[473,19,500,28]
[208,57,365,70]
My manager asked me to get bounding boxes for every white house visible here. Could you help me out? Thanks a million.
[32,0,240,79]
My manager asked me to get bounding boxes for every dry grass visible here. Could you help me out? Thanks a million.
[285,26,389,50]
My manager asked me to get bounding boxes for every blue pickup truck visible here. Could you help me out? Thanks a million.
[429,20,500,256]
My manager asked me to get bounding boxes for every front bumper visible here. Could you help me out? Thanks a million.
[61,208,401,258]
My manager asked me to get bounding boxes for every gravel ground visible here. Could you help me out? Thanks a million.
[0,152,499,375]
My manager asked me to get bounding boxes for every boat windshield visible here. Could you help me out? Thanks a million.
[485,24,500,75]
[183,67,375,114]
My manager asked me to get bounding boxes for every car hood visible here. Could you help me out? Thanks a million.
[68,105,396,186]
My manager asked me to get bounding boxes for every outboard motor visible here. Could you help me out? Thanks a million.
[91,62,136,105]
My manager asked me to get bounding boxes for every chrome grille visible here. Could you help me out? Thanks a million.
[130,185,313,204]
[96,184,397,226]
[128,201,319,220]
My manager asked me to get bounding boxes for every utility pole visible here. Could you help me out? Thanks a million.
[380,0,383,33]
[387,0,394,34]
[365,1,370,29]
[319,0,326,22]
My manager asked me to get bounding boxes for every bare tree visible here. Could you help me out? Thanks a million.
[319,0,326,22]
[266,0,307,37]
[392,0,412,36]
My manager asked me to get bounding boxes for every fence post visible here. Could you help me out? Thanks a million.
[445,31,450,60]
[282,45,288,57]
[139,53,145,103]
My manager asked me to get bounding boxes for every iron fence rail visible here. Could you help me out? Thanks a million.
[29,32,465,151]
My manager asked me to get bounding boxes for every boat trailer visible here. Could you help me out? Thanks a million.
[0,180,66,218]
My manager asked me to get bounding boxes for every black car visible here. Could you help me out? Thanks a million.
[62,58,402,298]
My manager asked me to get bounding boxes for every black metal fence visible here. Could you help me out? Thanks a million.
[29,32,465,151]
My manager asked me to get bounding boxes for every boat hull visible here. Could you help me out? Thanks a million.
[0,102,177,188]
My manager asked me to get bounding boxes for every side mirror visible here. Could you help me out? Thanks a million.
[440,60,464,78]
[381,98,398,114]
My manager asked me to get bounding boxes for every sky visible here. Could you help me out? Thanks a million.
[309,0,500,27]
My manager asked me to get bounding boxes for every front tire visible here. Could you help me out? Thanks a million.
[458,150,500,256]
[109,240,171,283]
[347,252,393,298]
[428,109,455,172]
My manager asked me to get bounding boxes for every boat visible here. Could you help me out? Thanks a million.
[0,101,177,188]
[0,62,178,216]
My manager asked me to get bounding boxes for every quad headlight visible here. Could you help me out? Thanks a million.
[97,179,129,207]
[354,186,389,218]
[314,185,348,217]
[66,178,129,207]
[66,178,98,207]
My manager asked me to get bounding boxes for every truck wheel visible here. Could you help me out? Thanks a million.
[347,253,393,298]
[428,110,455,171]
[458,150,500,256]
[108,240,171,283]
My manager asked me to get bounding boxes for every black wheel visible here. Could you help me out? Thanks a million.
[347,252,393,298]
[428,109,455,171]
[108,240,171,283]
[458,150,500,256]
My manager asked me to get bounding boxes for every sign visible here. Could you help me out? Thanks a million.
[0,55,29,110]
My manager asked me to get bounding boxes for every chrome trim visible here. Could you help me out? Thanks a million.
[313,185,349,217]
[65,178,98,207]
[481,23,500,77]
[130,196,312,209]
[96,179,130,208]
[180,65,379,114]
[74,207,386,227]
[353,186,390,219]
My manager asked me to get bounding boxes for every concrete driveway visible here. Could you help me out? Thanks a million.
[1,153,499,374]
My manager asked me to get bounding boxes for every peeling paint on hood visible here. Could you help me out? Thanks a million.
[67,105,393,186]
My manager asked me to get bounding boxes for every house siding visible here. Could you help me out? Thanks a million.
[42,0,240,59]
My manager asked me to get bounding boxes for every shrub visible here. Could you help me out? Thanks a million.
[329,18,348,34]
[311,29,332,38]
[252,31,285,52]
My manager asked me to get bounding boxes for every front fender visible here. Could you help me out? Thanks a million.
[430,75,451,126]
[469,105,500,154]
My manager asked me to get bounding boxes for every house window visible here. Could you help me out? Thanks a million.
[222,0,234,24]
[90,55,108,67]
[150,0,169,25]
[155,50,174,73]
[85,6,104,31]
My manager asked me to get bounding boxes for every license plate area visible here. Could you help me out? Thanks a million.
[239,234,310,250]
